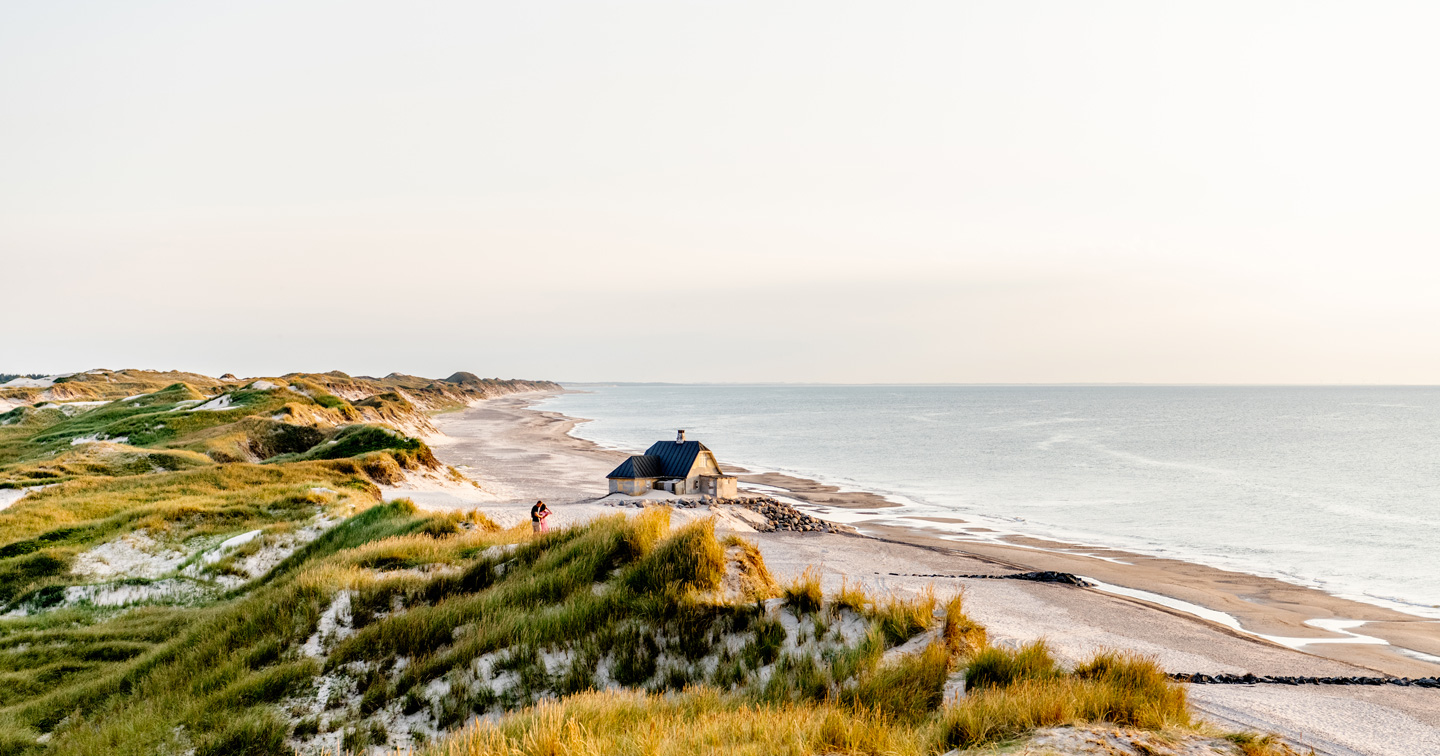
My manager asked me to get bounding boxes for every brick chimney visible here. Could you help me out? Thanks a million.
[676,429,686,444]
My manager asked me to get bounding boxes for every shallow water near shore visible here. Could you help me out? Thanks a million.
[544,384,1440,618]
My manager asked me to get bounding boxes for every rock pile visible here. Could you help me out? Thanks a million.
[727,496,843,533]
[599,495,843,534]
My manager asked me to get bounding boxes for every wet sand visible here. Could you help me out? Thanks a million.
[427,392,1440,756]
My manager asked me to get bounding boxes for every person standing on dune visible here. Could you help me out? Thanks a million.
[531,500,550,533]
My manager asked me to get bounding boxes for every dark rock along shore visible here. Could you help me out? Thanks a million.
[604,495,843,533]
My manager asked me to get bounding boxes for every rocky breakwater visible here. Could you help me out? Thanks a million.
[606,495,850,534]
[727,496,848,534]
[1172,672,1440,688]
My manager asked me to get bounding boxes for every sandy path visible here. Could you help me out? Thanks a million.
[425,393,1440,756]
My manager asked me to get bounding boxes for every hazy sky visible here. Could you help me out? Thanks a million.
[3,2,1439,383]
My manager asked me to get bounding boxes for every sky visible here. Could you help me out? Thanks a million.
[3,1,1439,384]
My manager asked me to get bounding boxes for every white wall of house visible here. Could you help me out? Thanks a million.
[609,478,656,495]
[698,475,738,498]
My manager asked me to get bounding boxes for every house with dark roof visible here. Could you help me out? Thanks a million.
[606,430,739,498]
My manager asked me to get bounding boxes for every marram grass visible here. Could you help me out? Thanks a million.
[425,650,1194,756]
[0,368,1288,754]
[426,687,929,756]
[941,649,1191,749]
[782,566,823,614]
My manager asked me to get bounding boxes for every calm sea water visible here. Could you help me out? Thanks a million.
[542,385,1440,616]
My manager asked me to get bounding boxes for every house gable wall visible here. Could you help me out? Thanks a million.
[692,451,722,476]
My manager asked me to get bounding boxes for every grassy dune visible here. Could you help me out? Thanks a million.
[0,369,1287,755]
[1,498,1198,755]
[0,370,557,753]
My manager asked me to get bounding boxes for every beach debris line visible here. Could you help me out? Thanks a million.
[1170,672,1440,688]
[885,570,1096,587]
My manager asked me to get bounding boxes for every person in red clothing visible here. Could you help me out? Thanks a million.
[531,500,550,533]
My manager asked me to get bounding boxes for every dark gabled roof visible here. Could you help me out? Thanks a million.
[607,440,714,480]
[606,455,663,479]
[642,440,710,478]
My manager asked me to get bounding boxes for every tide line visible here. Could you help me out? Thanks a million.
[1087,579,1440,664]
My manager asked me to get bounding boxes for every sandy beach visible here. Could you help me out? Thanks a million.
[418,392,1440,756]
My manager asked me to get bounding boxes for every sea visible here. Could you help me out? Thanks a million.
[541,385,1440,619]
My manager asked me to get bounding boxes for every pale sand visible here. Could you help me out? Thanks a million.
[424,393,1440,756]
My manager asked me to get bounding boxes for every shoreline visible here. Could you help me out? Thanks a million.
[518,390,1440,679]
[424,391,1440,755]
[736,469,1440,626]
[726,484,1440,673]
[546,392,1440,627]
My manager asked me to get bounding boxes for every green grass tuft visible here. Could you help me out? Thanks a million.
[965,640,1061,690]
[869,586,936,646]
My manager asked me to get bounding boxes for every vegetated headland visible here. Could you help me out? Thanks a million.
[0,371,1421,756]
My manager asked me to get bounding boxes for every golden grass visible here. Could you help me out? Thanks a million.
[624,506,671,558]
[426,687,928,756]
[340,529,494,571]
[832,576,870,614]
[869,585,936,646]
[628,517,726,594]
[720,535,780,601]
[429,648,1199,756]
[782,566,823,614]
[0,443,215,487]
[0,463,369,544]
[940,650,1190,749]
[941,591,986,656]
